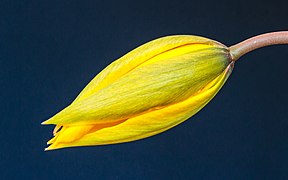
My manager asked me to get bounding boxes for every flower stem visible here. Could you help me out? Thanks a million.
[229,31,288,61]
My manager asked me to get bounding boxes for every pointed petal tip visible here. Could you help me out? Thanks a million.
[45,144,57,151]
[41,120,50,125]
[47,137,55,145]
[45,145,65,151]
[41,118,55,125]
[44,147,52,151]
[41,114,59,125]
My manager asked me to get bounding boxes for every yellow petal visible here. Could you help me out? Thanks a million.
[46,63,233,150]
[43,44,230,125]
[73,35,226,103]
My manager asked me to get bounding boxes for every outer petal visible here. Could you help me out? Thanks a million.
[73,35,227,103]
[43,46,230,125]
[46,63,233,150]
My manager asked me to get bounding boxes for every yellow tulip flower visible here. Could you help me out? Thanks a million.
[43,35,233,150]
[43,31,288,150]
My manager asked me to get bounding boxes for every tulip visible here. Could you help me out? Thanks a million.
[42,32,288,150]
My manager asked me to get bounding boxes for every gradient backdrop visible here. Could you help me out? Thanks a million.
[1,0,288,179]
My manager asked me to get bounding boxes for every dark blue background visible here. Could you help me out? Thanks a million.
[1,0,288,179]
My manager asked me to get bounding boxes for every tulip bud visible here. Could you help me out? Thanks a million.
[43,35,234,150]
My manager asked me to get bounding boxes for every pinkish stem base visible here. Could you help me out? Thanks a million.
[229,31,288,61]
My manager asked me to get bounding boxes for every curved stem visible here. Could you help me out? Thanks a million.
[229,31,288,61]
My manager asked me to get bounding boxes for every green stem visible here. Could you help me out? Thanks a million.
[229,31,288,61]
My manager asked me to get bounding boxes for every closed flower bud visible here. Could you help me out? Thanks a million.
[43,35,234,150]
